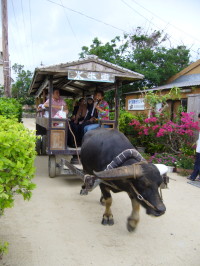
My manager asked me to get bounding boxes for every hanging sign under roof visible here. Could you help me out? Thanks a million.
[68,69,115,83]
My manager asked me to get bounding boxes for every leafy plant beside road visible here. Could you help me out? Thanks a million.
[0,116,36,216]
[175,155,194,170]
[0,241,9,260]
[0,98,23,122]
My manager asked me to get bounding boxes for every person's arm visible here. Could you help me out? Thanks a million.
[43,103,65,110]
[74,104,83,124]
[61,100,68,115]
[95,105,104,113]
[44,99,68,112]
[43,99,49,108]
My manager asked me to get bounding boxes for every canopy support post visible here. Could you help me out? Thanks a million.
[114,81,121,129]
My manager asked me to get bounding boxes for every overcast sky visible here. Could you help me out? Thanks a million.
[1,0,200,74]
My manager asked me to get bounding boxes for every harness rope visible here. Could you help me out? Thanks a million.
[129,182,158,211]
[67,119,81,164]
[100,177,163,211]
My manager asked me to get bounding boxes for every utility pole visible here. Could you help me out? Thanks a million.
[1,0,11,97]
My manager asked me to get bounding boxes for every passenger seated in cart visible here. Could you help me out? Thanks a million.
[73,98,87,124]
[70,98,85,122]
[37,103,46,117]
[68,97,96,147]
[68,91,110,147]
[43,88,68,117]
[80,97,96,124]
[76,97,98,143]
[84,90,110,133]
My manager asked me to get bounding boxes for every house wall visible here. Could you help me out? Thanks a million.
[125,87,200,116]
[187,94,200,120]
[125,93,148,115]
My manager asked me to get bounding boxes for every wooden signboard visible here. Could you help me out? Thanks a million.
[68,70,115,83]
[128,98,145,110]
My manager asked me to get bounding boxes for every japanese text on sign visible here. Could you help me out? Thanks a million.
[128,98,145,110]
[68,70,115,83]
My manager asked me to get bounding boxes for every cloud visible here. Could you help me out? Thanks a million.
[6,0,200,74]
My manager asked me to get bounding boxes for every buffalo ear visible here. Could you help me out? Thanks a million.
[153,164,168,175]
[93,164,143,180]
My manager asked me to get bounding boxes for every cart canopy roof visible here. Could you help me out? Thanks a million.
[29,55,144,98]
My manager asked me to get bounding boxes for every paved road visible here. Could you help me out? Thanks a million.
[0,119,200,266]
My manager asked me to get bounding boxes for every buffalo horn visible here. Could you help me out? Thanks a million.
[93,164,143,180]
[130,149,147,162]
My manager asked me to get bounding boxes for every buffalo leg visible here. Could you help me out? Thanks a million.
[100,193,105,206]
[100,185,114,226]
[127,194,140,232]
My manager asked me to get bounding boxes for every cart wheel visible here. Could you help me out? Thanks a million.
[36,136,42,155]
[49,155,56,178]
[41,135,47,155]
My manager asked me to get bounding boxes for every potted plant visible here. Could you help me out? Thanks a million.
[148,153,178,172]
[175,155,194,176]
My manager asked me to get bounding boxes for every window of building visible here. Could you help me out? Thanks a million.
[181,98,187,111]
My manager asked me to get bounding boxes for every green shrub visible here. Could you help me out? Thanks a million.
[119,111,136,134]
[119,111,147,148]
[65,98,74,113]
[0,116,36,215]
[175,155,194,170]
[109,111,115,120]
[0,98,23,122]
[0,241,9,259]
[180,144,195,156]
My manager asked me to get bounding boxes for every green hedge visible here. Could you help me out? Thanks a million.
[119,111,146,134]
[119,111,135,134]
[0,116,36,215]
[0,98,23,122]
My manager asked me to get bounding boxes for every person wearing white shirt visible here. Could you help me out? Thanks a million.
[188,113,200,181]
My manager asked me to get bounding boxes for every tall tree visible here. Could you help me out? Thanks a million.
[11,63,34,105]
[79,28,190,106]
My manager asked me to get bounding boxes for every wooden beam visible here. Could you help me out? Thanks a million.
[114,81,121,129]
[36,77,49,98]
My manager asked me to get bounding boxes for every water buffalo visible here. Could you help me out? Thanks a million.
[81,128,167,232]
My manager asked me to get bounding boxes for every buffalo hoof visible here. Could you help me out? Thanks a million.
[126,223,136,232]
[127,217,138,232]
[108,218,114,225]
[102,217,108,225]
[101,215,114,226]
[80,188,88,195]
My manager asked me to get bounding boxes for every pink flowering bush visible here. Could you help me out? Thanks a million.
[129,112,199,153]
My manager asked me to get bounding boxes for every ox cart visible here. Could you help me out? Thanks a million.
[29,55,144,179]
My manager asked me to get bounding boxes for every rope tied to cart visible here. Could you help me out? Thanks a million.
[67,119,81,165]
